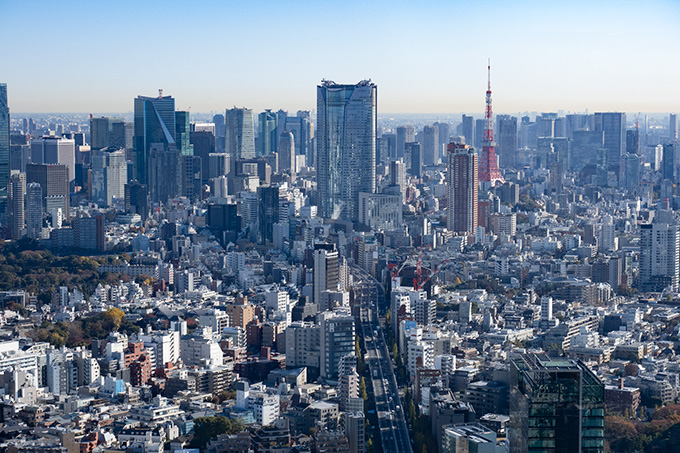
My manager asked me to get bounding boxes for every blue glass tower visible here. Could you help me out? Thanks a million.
[133,93,176,185]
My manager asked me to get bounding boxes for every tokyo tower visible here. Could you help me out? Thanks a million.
[478,60,504,186]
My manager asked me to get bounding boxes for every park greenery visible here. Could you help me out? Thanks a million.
[190,416,246,450]
[605,405,680,452]
[29,307,139,347]
[0,239,130,305]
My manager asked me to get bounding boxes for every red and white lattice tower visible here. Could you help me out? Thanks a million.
[478,60,504,186]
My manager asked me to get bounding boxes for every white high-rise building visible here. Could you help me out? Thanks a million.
[317,80,376,221]
[313,246,339,307]
[640,217,680,292]
[225,107,255,159]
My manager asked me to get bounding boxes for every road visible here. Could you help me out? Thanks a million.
[353,266,412,453]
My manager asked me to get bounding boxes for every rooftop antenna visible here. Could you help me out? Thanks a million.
[158,89,163,99]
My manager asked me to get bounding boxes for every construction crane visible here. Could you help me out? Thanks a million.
[414,257,452,291]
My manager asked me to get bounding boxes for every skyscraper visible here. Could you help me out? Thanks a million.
[595,112,626,175]
[7,172,25,239]
[125,181,148,221]
[670,113,678,143]
[0,84,9,219]
[278,131,295,177]
[175,111,193,156]
[626,128,640,156]
[497,116,518,168]
[319,310,355,379]
[212,114,226,153]
[226,107,255,160]
[509,354,604,453]
[26,182,42,239]
[258,110,278,156]
[447,143,478,234]
[662,143,675,181]
[91,149,128,206]
[26,164,69,218]
[133,93,176,185]
[29,136,75,185]
[258,186,279,245]
[461,115,474,147]
[406,142,422,177]
[434,122,450,159]
[396,126,415,159]
[640,216,680,292]
[478,63,504,186]
[313,243,339,308]
[422,125,439,166]
[317,80,377,221]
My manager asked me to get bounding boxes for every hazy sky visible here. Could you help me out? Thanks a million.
[1,0,679,114]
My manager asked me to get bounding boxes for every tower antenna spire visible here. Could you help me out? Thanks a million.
[488,58,491,91]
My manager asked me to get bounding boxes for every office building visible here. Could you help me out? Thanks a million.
[258,110,278,156]
[406,142,422,177]
[29,136,75,185]
[662,143,675,181]
[91,149,128,206]
[190,130,216,183]
[133,93,176,186]
[595,112,626,174]
[26,164,69,217]
[7,172,25,239]
[396,125,415,159]
[278,130,295,177]
[626,129,640,156]
[317,80,376,220]
[358,192,402,231]
[148,144,180,203]
[180,154,201,201]
[313,244,339,307]
[447,143,478,233]
[670,113,678,143]
[319,311,355,379]
[497,116,518,168]
[258,186,279,244]
[90,116,126,151]
[639,217,680,292]
[0,84,9,217]
[125,181,148,221]
[623,153,640,191]
[226,107,255,160]
[213,113,226,152]
[175,111,193,156]
[422,125,439,166]
[434,122,450,159]
[461,115,474,146]
[509,353,604,453]
[25,182,42,239]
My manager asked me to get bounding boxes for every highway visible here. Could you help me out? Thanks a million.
[353,266,412,453]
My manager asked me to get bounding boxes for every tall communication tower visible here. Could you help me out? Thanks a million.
[478,60,504,186]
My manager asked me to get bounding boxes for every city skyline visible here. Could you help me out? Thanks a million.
[1,0,679,114]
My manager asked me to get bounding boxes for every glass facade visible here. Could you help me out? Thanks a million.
[0,84,9,218]
[510,354,604,453]
[316,80,376,221]
[133,95,176,185]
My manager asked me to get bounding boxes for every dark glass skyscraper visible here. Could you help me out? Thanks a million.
[257,110,277,157]
[317,80,377,221]
[0,84,9,218]
[510,354,604,453]
[595,112,626,174]
[133,93,176,185]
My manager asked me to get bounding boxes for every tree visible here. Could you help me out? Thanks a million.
[367,438,374,453]
[386,309,392,326]
[360,377,368,401]
[392,343,398,362]
[624,363,639,377]
[409,400,417,423]
[191,416,245,450]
